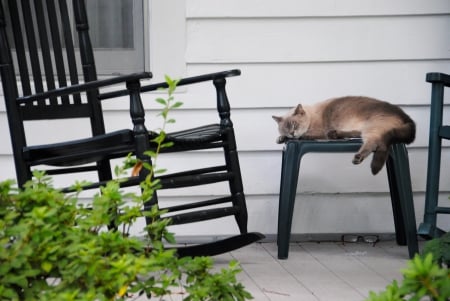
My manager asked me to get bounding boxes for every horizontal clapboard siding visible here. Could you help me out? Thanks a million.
[182,62,450,107]
[1,0,449,235]
[2,106,450,154]
[186,15,450,63]
[183,0,450,235]
[1,147,449,195]
[186,0,450,18]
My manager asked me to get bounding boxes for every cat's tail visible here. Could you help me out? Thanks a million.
[390,121,416,145]
[370,121,416,175]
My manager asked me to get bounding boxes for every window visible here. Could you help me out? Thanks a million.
[4,0,145,76]
[4,0,185,80]
[85,0,145,75]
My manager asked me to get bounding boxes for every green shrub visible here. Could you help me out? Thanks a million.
[0,173,251,300]
[365,253,450,301]
[0,76,252,300]
[422,232,450,267]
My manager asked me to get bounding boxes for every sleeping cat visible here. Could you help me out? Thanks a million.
[272,96,416,175]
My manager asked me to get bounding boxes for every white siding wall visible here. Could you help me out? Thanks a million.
[181,0,450,237]
[1,0,449,239]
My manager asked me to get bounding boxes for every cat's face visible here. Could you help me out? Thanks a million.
[272,104,310,138]
[273,116,307,138]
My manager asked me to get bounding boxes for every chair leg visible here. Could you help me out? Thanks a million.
[386,144,419,258]
[233,192,249,234]
[386,154,407,246]
[419,80,445,239]
[277,142,302,259]
[223,129,248,234]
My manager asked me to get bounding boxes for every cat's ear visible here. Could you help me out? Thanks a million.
[294,104,305,116]
[272,115,282,123]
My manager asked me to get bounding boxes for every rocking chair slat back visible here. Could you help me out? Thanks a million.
[2,0,97,120]
[0,0,110,185]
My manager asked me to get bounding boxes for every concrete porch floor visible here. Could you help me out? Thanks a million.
[131,239,422,301]
[214,240,417,301]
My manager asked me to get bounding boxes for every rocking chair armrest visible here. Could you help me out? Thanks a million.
[98,69,241,100]
[426,72,450,87]
[17,72,152,104]
[141,69,241,91]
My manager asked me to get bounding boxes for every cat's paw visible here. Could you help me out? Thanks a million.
[327,130,339,139]
[352,154,364,164]
[276,136,287,144]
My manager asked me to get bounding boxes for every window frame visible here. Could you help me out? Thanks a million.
[92,0,148,76]
[96,0,187,79]
[92,0,146,75]
[147,0,186,82]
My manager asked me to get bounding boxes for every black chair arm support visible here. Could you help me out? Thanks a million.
[426,72,450,87]
[98,69,241,100]
[17,72,152,103]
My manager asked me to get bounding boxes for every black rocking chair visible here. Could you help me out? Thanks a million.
[0,0,263,257]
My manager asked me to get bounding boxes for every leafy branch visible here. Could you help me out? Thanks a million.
[365,253,450,301]
[0,76,252,301]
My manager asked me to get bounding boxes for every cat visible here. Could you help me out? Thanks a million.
[272,96,416,175]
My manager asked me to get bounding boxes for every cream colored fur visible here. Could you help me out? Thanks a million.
[272,96,416,175]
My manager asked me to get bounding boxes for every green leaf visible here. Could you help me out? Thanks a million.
[153,168,167,175]
[144,150,158,159]
[6,275,28,289]
[155,97,167,105]
[170,101,183,109]
[41,261,53,273]
[161,142,174,149]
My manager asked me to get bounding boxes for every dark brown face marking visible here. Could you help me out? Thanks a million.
[284,120,299,137]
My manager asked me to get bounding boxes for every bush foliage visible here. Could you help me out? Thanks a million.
[365,252,450,301]
[0,76,252,300]
[0,173,251,300]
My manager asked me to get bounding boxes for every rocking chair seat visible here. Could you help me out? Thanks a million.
[23,124,226,168]
[161,124,223,144]
[23,129,135,166]
[151,124,226,152]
